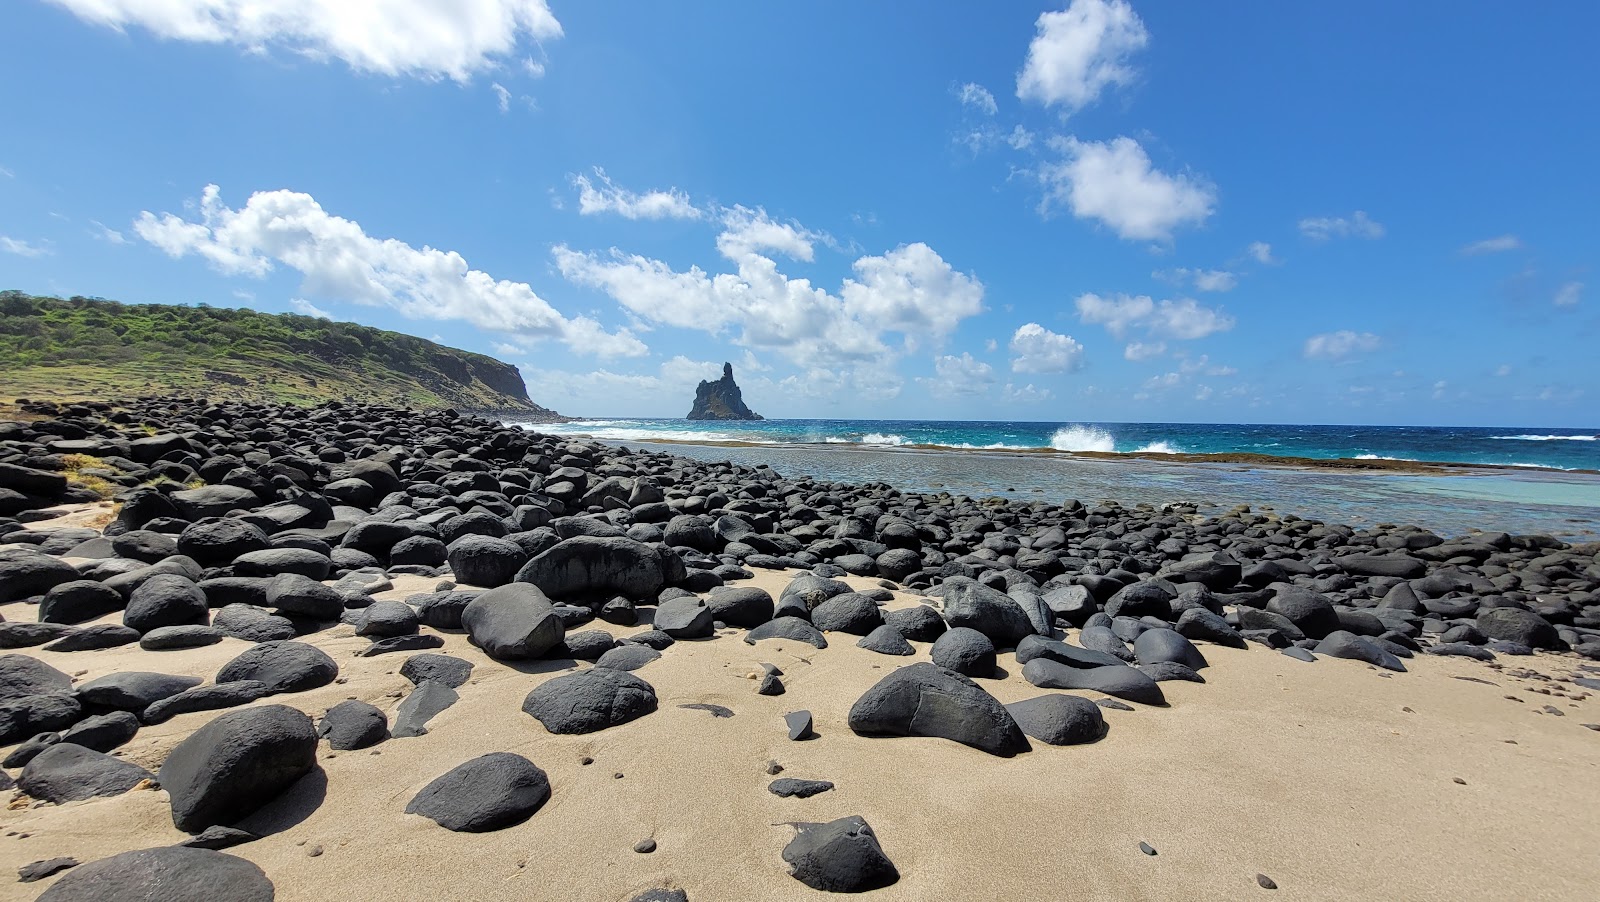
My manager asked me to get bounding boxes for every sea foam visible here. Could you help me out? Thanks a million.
[1049,425,1116,453]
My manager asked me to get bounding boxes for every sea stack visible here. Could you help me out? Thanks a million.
[687,362,763,421]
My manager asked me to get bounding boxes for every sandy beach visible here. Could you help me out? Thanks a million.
[4,563,1597,902]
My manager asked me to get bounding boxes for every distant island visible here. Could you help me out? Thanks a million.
[687,362,763,420]
[0,291,568,420]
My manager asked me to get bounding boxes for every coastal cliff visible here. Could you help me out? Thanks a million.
[687,362,763,420]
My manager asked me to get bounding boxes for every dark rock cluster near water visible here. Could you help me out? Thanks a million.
[685,362,762,420]
[3,396,1599,896]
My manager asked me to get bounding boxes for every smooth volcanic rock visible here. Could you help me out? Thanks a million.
[77,671,202,712]
[461,583,565,661]
[400,654,474,689]
[595,643,661,671]
[317,700,389,750]
[34,847,273,902]
[213,603,296,642]
[1020,659,1167,706]
[446,534,527,588]
[704,587,775,628]
[1078,625,1134,661]
[1336,553,1425,579]
[159,704,319,833]
[939,576,1036,647]
[1133,628,1209,670]
[745,616,829,649]
[653,595,715,639]
[782,815,899,893]
[142,681,274,725]
[123,574,209,634]
[356,600,421,638]
[560,629,617,661]
[39,580,125,625]
[1006,694,1108,745]
[0,549,79,603]
[138,624,224,651]
[177,519,271,567]
[769,778,835,798]
[0,654,72,701]
[1315,630,1407,672]
[392,681,459,738]
[1265,585,1341,640]
[884,604,947,642]
[847,662,1029,757]
[406,752,551,832]
[1014,635,1126,670]
[515,536,670,600]
[1,694,82,744]
[811,593,884,635]
[42,624,139,652]
[1476,607,1562,650]
[59,710,140,752]
[857,624,915,655]
[930,627,996,677]
[0,622,78,649]
[215,641,338,694]
[522,668,658,734]
[785,709,814,740]
[359,634,444,656]
[1139,662,1206,683]
[233,548,332,581]
[264,573,343,620]
[18,857,79,883]
[1176,607,1247,648]
[19,743,154,803]
[178,826,260,851]
[3,732,60,768]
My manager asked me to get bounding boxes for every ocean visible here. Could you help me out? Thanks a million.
[507,418,1600,540]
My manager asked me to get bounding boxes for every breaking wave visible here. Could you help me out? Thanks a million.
[1048,425,1117,453]
[1492,434,1596,442]
[1355,453,1419,461]
[1133,441,1182,454]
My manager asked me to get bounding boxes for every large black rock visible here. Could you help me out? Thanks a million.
[515,536,674,600]
[938,577,1035,647]
[19,743,154,803]
[782,815,898,893]
[1020,659,1167,706]
[159,704,319,833]
[216,641,338,694]
[34,846,273,902]
[847,662,1029,757]
[1006,694,1108,745]
[686,362,763,420]
[405,752,551,832]
[522,668,657,734]
[460,582,565,660]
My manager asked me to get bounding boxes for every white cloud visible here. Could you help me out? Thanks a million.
[1039,136,1215,241]
[1003,383,1054,403]
[1008,322,1084,373]
[1155,267,1236,292]
[1494,364,1512,377]
[918,353,995,399]
[984,338,998,352]
[492,82,510,113]
[1299,210,1384,241]
[1554,281,1582,307]
[46,0,562,82]
[520,356,731,415]
[90,220,129,244]
[1123,340,1165,361]
[556,214,983,368]
[289,297,332,319]
[0,236,50,257]
[957,82,998,115]
[491,341,524,357]
[136,184,646,359]
[1304,330,1381,361]
[1461,234,1522,255]
[1007,125,1035,150]
[571,168,701,221]
[1246,241,1279,265]
[1016,0,1148,114]
[717,206,819,261]
[770,365,904,403]
[1432,380,1449,400]
[1075,292,1234,340]
[737,349,770,373]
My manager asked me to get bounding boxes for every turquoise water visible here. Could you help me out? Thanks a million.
[507,418,1600,539]
[524,418,1600,471]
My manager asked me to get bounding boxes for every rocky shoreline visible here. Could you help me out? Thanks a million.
[1,398,1598,900]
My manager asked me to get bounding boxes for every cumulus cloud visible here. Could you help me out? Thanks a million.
[1460,234,1522,255]
[1039,136,1215,241]
[491,341,524,357]
[289,298,332,319]
[1155,267,1236,292]
[135,184,646,359]
[1075,292,1234,340]
[1299,210,1384,241]
[1003,383,1054,403]
[1016,0,1148,114]
[1008,323,1084,373]
[48,0,562,81]
[1246,241,1279,265]
[519,356,728,415]
[957,82,998,115]
[918,353,995,399]
[0,236,50,257]
[1554,281,1583,307]
[571,168,701,221]
[555,212,983,368]
[1303,330,1381,361]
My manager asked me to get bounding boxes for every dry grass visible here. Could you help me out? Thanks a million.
[58,453,123,501]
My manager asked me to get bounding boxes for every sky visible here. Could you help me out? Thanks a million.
[1,0,1596,427]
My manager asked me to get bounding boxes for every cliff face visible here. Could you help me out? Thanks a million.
[687,362,763,420]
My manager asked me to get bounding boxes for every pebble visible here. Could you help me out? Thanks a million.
[1257,873,1278,889]
[634,838,657,854]
[1139,842,1157,856]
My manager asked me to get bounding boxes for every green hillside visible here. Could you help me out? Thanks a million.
[0,292,566,418]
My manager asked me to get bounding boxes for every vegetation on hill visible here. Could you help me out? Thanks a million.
[0,292,565,418]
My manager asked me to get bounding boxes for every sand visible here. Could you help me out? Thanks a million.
[3,566,1599,901]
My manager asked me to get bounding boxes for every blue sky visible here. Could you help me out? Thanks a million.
[1,1,1596,426]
